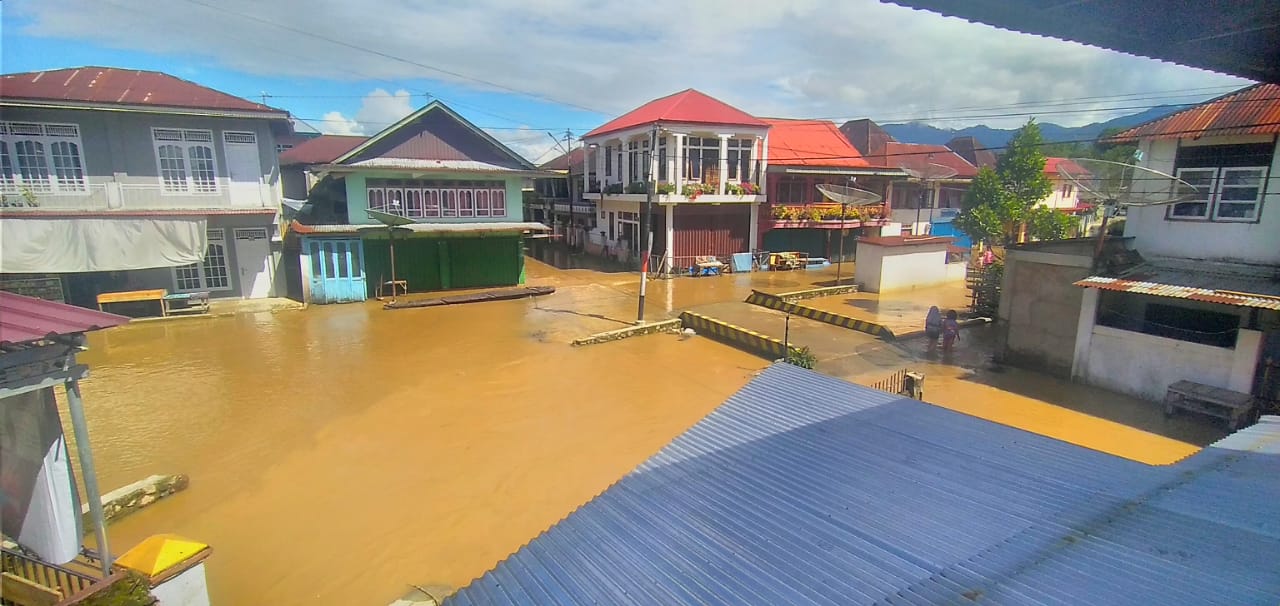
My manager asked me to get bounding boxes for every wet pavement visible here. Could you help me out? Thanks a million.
[800,281,975,337]
[60,248,1225,604]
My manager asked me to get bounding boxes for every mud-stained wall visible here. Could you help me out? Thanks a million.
[999,248,1093,377]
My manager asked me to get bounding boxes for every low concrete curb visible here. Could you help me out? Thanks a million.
[679,311,799,360]
[571,319,683,346]
[82,473,189,528]
[775,284,859,301]
[746,290,895,340]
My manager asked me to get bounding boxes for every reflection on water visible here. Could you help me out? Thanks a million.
[73,260,768,605]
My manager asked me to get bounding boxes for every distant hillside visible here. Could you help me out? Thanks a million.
[882,105,1184,148]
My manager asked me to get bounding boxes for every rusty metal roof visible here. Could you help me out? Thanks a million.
[0,291,128,345]
[1107,83,1280,142]
[1,67,287,117]
[1075,258,1280,310]
[279,135,368,166]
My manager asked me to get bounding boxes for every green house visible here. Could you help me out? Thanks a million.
[284,101,551,303]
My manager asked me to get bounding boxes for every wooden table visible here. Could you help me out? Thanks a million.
[1164,379,1257,430]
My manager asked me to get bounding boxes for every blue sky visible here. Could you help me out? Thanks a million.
[3,0,1250,162]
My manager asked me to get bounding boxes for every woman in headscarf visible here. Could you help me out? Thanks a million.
[925,306,942,355]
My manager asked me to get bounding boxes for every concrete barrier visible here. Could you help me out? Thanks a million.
[746,290,895,340]
[775,285,859,301]
[679,311,798,360]
[82,474,189,528]
[571,319,683,346]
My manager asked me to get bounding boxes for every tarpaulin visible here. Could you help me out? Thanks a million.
[0,216,208,272]
[0,388,83,563]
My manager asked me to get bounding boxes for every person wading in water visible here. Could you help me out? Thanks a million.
[925,306,942,356]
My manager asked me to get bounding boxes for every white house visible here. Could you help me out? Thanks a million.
[0,67,292,307]
[579,89,770,270]
[1069,83,1280,407]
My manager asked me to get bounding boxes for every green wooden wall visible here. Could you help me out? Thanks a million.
[362,235,523,296]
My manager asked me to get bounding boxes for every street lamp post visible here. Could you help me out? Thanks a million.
[636,123,658,323]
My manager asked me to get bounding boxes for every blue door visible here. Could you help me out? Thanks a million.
[305,238,367,304]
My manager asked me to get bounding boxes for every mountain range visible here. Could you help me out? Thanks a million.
[881,105,1185,148]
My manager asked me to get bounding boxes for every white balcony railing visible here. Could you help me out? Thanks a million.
[0,179,276,212]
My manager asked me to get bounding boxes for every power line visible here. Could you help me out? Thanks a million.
[176,0,610,116]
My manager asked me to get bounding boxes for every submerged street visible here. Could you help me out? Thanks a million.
[61,256,1223,605]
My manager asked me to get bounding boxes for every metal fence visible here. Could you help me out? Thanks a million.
[868,368,924,399]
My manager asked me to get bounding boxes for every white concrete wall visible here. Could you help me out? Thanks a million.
[1125,135,1280,264]
[151,562,211,606]
[1042,176,1081,210]
[945,261,969,283]
[855,241,949,292]
[1076,325,1262,402]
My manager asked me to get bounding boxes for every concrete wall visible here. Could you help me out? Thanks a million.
[1126,135,1280,264]
[1076,325,1260,402]
[343,171,524,225]
[998,245,1095,376]
[854,241,949,293]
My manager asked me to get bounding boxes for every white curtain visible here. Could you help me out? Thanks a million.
[0,216,208,272]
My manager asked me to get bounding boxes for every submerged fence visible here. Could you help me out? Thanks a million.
[869,368,924,400]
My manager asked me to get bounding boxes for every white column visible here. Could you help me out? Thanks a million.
[663,135,675,186]
[581,147,590,196]
[1230,329,1264,393]
[665,203,675,268]
[749,202,759,252]
[1071,288,1100,382]
[884,180,894,212]
[621,140,630,187]
[718,134,730,195]
[673,134,686,193]
[758,134,769,191]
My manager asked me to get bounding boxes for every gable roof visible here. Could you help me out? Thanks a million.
[0,290,128,345]
[447,363,1280,605]
[538,147,586,172]
[331,101,537,172]
[1107,83,1280,142]
[946,135,998,168]
[584,89,768,139]
[881,141,978,178]
[0,67,287,118]
[762,119,871,168]
[279,135,368,166]
[1044,157,1088,178]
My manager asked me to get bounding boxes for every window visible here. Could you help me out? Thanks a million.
[1168,142,1272,223]
[604,145,613,176]
[366,179,507,218]
[658,138,668,182]
[0,121,88,193]
[173,229,232,292]
[152,128,219,194]
[276,143,294,154]
[775,176,811,204]
[682,137,721,181]
[627,141,640,181]
[727,138,753,181]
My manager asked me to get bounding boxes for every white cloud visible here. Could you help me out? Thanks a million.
[319,89,415,135]
[487,127,563,164]
[14,0,1251,129]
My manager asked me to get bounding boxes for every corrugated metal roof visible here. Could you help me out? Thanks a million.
[446,363,1280,605]
[1075,257,1280,310]
[279,135,368,166]
[290,220,548,235]
[762,118,872,169]
[329,158,551,176]
[584,89,767,139]
[1107,83,1280,142]
[0,291,128,345]
[879,142,978,178]
[0,67,285,116]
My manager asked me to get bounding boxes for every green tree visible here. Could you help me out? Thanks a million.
[955,120,1059,245]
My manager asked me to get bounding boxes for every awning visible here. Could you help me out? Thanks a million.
[289,220,550,236]
[1,215,208,273]
[1075,259,1280,310]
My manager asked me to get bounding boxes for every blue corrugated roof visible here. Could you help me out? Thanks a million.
[447,364,1280,605]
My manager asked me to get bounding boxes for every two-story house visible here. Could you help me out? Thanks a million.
[282,100,550,304]
[1069,83,1280,407]
[0,67,291,308]
[525,147,595,248]
[760,118,900,263]
[580,89,769,272]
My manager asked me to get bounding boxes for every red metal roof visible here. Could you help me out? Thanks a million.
[584,89,767,139]
[1107,83,1280,142]
[876,142,978,178]
[763,119,871,168]
[1,67,285,115]
[1075,276,1280,310]
[0,291,128,345]
[279,135,368,165]
[1044,157,1089,177]
[539,147,586,172]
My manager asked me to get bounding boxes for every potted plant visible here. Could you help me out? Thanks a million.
[656,181,676,195]
[605,182,624,194]
[625,181,648,194]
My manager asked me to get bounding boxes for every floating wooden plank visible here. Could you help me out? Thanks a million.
[384,286,555,310]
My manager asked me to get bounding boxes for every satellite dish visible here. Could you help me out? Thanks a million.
[1058,158,1200,266]
[815,184,883,206]
[1058,158,1198,208]
[367,208,416,227]
[900,162,959,182]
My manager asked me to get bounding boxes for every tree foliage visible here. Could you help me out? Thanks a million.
[955,120,1065,245]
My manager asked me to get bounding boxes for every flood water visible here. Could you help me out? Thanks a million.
[68,258,801,605]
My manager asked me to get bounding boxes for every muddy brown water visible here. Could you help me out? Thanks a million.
[66,260,832,605]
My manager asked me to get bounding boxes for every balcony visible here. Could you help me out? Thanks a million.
[0,178,278,213]
[584,180,765,205]
[768,203,887,229]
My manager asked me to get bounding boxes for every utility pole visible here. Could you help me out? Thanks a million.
[565,129,574,250]
[636,123,658,323]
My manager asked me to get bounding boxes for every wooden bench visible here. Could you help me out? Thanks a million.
[1164,379,1257,430]
[98,289,167,315]
[162,291,210,316]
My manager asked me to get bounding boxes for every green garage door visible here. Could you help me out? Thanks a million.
[448,236,522,289]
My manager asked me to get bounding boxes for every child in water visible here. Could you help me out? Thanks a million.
[942,309,960,354]
[924,306,942,355]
